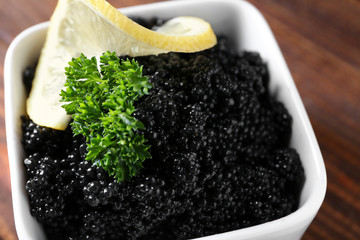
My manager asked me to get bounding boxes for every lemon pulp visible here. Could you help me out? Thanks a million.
[26,0,217,130]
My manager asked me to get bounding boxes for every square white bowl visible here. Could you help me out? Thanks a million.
[4,0,327,239]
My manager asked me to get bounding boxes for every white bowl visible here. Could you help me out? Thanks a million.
[4,0,327,239]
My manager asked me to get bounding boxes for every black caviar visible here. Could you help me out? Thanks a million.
[22,34,304,239]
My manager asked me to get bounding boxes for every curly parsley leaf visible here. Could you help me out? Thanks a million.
[60,51,152,181]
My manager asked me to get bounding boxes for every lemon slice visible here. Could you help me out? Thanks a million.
[27,0,217,130]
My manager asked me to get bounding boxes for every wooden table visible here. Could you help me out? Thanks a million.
[1,0,359,239]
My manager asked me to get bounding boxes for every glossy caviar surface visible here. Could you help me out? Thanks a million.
[22,35,304,240]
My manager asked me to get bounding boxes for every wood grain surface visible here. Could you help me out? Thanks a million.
[1,0,359,239]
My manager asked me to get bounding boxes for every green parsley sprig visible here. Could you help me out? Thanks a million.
[60,51,152,181]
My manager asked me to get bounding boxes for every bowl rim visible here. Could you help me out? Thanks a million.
[4,0,327,239]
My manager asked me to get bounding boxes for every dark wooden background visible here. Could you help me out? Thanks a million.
[1,0,359,239]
